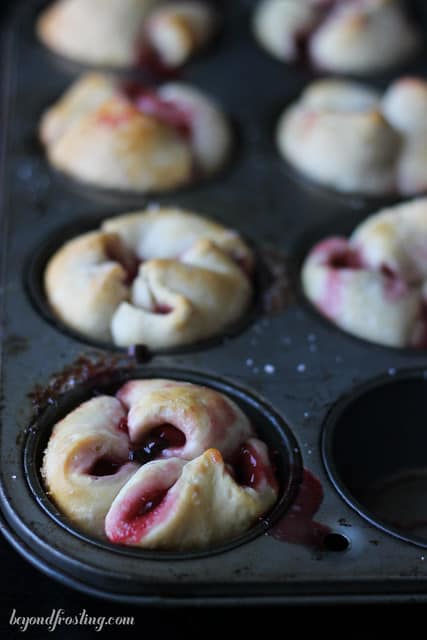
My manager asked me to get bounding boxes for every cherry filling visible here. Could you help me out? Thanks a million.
[136,40,180,78]
[232,253,254,278]
[294,28,315,65]
[88,457,125,477]
[291,2,338,66]
[380,263,408,301]
[153,303,173,315]
[328,247,364,270]
[232,443,278,491]
[131,488,168,519]
[88,421,186,476]
[121,82,192,139]
[108,486,171,543]
[130,424,186,464]
[104,236,179,314]
[104,237,141,287]
[381,264,397,279]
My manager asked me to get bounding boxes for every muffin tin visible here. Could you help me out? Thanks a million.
[2,0,427,604]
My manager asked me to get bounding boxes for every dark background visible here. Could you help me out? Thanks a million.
[0,1,425,637]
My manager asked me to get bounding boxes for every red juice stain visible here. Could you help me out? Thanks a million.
[121,82,191,138]
[27,354,136,417]
[380,263,408,302]
[315,240,364,318]
[134,92,191,138]
[319,269,343,319]
[269,469,330,549]
[97,111,134,128]
[117,417,129,435]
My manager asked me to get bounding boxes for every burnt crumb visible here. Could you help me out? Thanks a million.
[338,518,352,527]
[369,540,380,546]
[127,344,153,364]
[28,352,136,416]
[5,334,29,356]
[257,245,296,315]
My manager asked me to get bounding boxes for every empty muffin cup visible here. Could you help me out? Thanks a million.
[322,370,427,548]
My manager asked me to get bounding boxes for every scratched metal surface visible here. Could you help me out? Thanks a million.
[2,0,427,604]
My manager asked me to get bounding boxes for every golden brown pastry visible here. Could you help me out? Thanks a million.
[277,77,427,196]
[42,379,279,549]
[41,396,139,537]
[39,73,232,192]
[253,0,420,74]
[37,0,217,69]
[44,208,254,349]
[302,197,427,348]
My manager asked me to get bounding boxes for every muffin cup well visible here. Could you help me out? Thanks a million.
[24,366,303,559]
[322,369,427,548]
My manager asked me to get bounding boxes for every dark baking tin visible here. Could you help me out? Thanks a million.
[2,0,427,605]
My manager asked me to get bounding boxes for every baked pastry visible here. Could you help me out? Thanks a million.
[253,0,420,74]
[42,379,279,549]
[277,77,427,196]
[39,73,232,192]
[41,396,139,537]
[37,0,217,69]
[44,208,254,349]
[302,197,427,348]
[382,78,427,196]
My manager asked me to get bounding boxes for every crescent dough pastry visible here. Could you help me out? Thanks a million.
[42,379,279,549]
[44,208,254,348]
[39,73,232,192]
[302,198,427,348]
[37,0,217,69]
[117,379,254,460]
[41,396,139,537]
[277,77,427,196]
[253,0,420,74]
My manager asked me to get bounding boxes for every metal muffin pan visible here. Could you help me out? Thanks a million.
[2,0,427,604]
